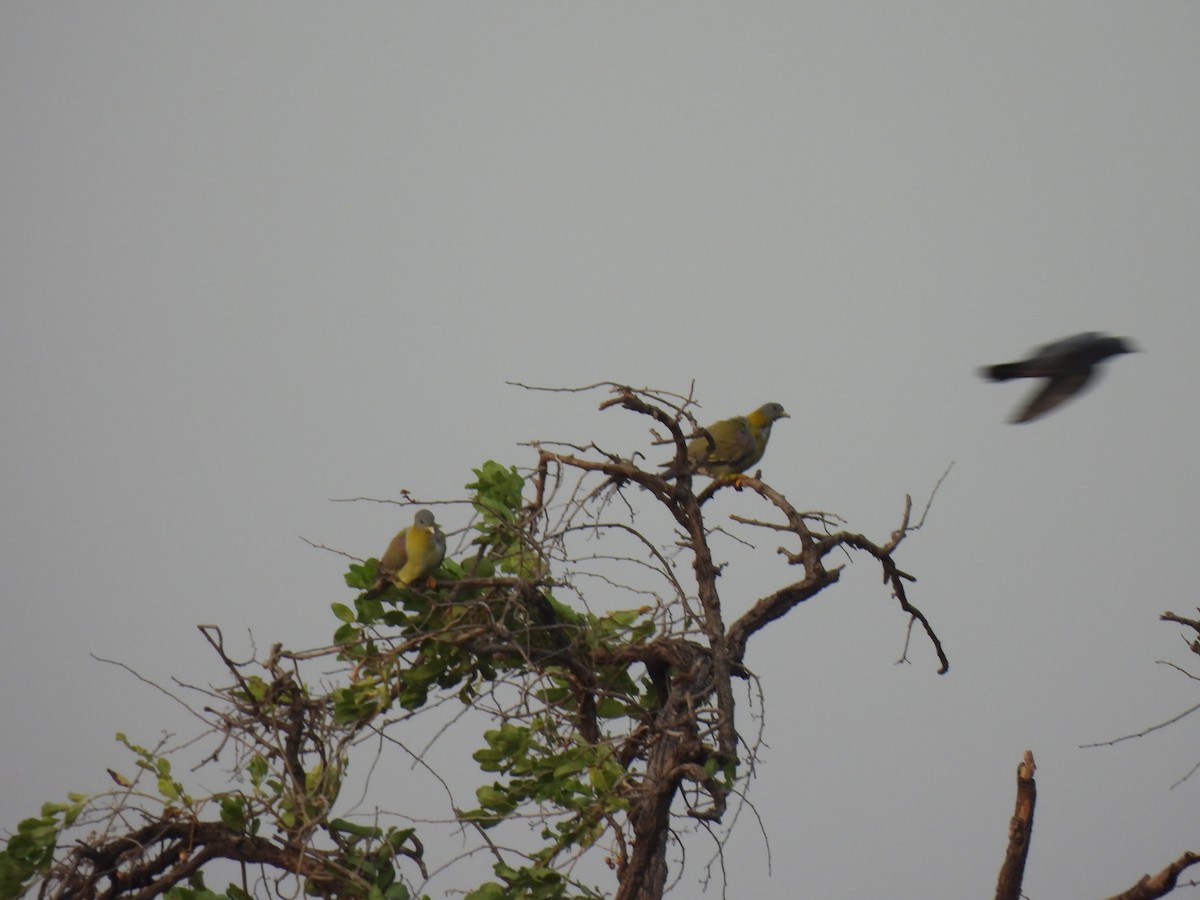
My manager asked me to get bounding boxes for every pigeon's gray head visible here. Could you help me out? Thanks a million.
[413,509,438,528]
[753,402,790,423]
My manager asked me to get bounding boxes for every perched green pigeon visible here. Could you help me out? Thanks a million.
[377,509,446,588]
[666,402,790,481]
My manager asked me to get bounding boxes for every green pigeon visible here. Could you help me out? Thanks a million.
[377,509,446,589]
[666,402,790,481]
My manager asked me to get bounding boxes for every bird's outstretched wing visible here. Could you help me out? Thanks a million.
[1012,370,1094,423]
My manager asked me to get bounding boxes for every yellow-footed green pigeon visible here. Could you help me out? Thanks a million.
[667,402,790,481]
[378,508,446,588]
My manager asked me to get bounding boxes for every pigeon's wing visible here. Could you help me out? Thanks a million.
[379,527,410,573]
[706,417,757,469]
[1011,370,1095,423]
[367,526,411,594]
[688,417,745,462]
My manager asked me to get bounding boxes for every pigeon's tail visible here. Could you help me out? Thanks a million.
[980,362,1026,382]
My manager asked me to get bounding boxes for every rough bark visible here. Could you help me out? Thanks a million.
[1105,851,1200,900]
[994,750,1036,900]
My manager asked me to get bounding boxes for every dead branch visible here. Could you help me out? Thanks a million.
[994,750,1036,900]
[1104,851,1200,900]
[53,819,355,899]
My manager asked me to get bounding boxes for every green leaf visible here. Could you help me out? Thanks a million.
[329,818,381,840]
[605,608,645,628]
[356,595,385,623]
[157,774,180,801]
[219,796,248,832]
[464,883,508,900]
[331,602,355,623]
[460,556,495,578]
[238,675,269,702]
[594,696,627,719]
[247,754,268,787]
[345,560,379,590]
[474,784,516,816]
[545,594,584,625]
[472,748,506,771]
[552,756,589,779]
[385,827,417,851]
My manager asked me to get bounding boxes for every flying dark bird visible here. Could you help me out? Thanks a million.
[980,332,1136,423]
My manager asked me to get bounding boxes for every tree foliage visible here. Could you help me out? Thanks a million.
[2,384,953,900]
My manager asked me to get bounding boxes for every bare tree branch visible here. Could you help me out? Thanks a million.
[1104,851,1200,900]
[994,750,1036,900]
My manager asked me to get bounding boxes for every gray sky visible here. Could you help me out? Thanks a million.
[4,4,1200,897]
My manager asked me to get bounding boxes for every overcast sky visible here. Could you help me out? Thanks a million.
[4,4,1200,898]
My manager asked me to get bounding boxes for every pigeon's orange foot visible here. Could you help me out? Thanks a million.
[708,473,749,490]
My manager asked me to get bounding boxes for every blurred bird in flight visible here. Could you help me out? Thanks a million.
[980,332,1136,423]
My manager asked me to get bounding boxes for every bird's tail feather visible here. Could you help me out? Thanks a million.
[981,362,1024,381]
